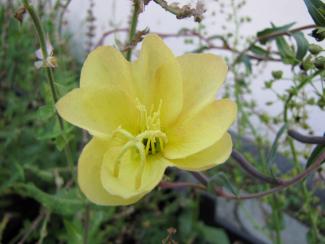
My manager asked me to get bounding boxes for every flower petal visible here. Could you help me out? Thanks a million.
[101,141,170,199]
[131,34,183,126]
[164,99,237,159]
[78,138,143,206]
[80,46,134,96]
[170,133,232,171]
[177,53,227,116]
[56,88,138,138]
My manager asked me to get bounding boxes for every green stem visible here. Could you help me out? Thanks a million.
[126,2,140,61]
[83,204,90,244]
[271,195,282,244]
[283,71,320,123]
[282,70,321,242]
[22,0,75,183]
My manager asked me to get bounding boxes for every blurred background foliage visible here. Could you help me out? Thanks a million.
[0,0,325,243]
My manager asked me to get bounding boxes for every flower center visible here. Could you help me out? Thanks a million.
[111,99,167,190]
[136,98,167,155]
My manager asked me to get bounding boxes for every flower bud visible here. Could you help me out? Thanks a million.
[308,44,323,55]
[314,56,325,70]
[312,28,325,42]
[271,70,283,79]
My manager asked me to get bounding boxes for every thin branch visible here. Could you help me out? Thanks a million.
[163,151,325,200]
[288,129,325,145]
[153,0,205,22]
[95,28,281,62]
[17,209,45,244]
[231,150,284,185]
[159,181,206,191]
[257,24,317,42]
[58,0,72,37]
[83,204,90,244]
[232,24,317,66]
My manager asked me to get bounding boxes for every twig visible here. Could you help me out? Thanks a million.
[83,204,90,244]
[288,129,325,145]
[96,28,281,62]
[37,210,50,244]
[163,151,325,200]
[96,28,128,47]
[257,24,317,42]
[17,209,45,244]
[57,0,72,37]
[232,24,317,66]
[231,150,284,185]
[159,181,206,190]
[153,0,205,22]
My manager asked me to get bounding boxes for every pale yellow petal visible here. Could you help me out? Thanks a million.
[80,46,134,96]
[101,141,170,199]
[131,34,183,126]
[177,53,228,116]
[170,133,232,171]
[78,138,143,206]
[56,88,138,138]
[164,99,237,159]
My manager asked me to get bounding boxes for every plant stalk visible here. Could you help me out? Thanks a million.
[22,0,76,183]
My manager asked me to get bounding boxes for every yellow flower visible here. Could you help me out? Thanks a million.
[56,34,237,206]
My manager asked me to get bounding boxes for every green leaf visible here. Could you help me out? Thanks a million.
[275,36,298,65]
[208,172,238,196]
[303,0,325,27]
[267,124,288,167]
[63,219,83,244]
[292,32,309,60]
[257,22,295,44]
[14,184,84,216]
[250,44,270,57]
[36,104,55,122]
[306,144,325,168]
[196,222,229,244]
[240,55,252,74]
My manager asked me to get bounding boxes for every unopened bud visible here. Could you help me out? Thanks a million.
[272,70,283,79]
[308,44,323,55]
[314,56,325,70]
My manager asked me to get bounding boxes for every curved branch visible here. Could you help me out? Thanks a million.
[288,129,325,145]
[231,150,284,185]
[163,151,325,200]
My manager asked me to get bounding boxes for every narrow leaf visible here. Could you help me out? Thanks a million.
[292,32,309,60]
[208,172,238,196]
[306,144,325,168]
[303,0,325,27]
[267,123,288,166]
[257,22,295,44]
[14,184,84,216]
[275,36,298,64]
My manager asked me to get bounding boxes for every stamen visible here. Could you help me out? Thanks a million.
[159,137,164,151]
[145,138,151,155]
[151,137,156,154]
[134,142,146,189]
[112,139,147,190]
[113,140,137,177]
[112,127,135,140]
